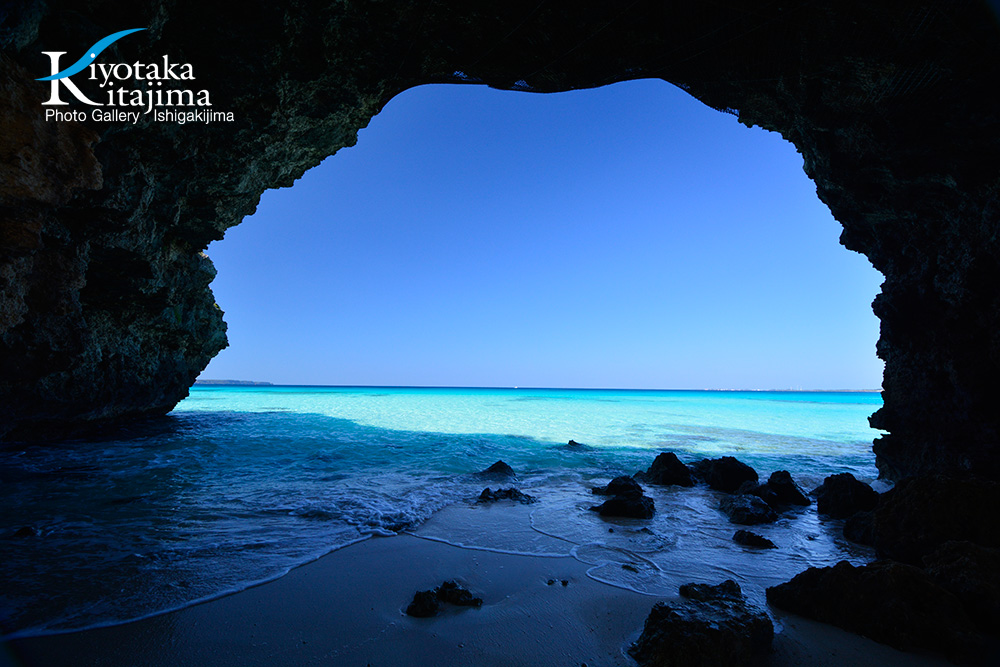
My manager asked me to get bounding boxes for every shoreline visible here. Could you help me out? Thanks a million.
[5,524,948,667]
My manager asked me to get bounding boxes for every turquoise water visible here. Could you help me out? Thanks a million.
[0,387,883,637]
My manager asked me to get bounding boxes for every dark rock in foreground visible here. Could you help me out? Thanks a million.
[720,495,778,525]
[636,452,695,487]
[843,510,875,546]
[692,457,759,493]
[813,473,878,519]
[923,541,1000,634]
[477,460,515,479]
[733,530,777,549]
[405,581,483,617]
[592,475,644,497]
[405,590,440,617]
[590,494,655,520]
[870,475,1000,564]
[766,560,982,661]
[630,579,772,666]
[478,487,536,504]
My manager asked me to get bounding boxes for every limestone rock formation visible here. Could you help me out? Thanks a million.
[1,1,999,486]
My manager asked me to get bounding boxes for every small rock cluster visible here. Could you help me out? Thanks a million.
[405,580,483,618]
[473,460,536,505]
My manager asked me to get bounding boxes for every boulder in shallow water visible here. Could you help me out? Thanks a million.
[766,560,983,661]
[733,529,777,549]
[636,451,695,487]
[630,579,773,666]
[692,456,759,493]
[477,487,536,504]
[813,473,878,519]
[759,470,810,507]
[477,460,515,479]
[592,475,644,497]
[720,494,778,525]
[590,494,655,520]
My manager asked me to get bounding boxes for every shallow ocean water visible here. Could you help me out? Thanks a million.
[0,386,883,637]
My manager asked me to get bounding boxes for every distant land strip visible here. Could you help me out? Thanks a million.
[194,379,273,386]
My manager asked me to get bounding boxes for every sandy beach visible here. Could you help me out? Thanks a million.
[4,509,950,667]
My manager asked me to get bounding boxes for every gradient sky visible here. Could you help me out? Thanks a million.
[199,79,884,390]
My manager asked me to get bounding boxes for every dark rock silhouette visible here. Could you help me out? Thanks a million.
[478,487,536,504]
[635,452,695,487]
[692,457,759,493]
[766,560,983,662]
[477,461,515,479]
[630,579,772,666]
[733,530,776,549]
[813,473,878,519]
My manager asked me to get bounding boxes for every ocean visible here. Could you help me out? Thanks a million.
[0,386,883,637]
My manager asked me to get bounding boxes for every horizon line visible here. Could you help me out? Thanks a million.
[194,380,883,393]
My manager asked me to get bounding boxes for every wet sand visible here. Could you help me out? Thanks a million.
[4,526,949,666]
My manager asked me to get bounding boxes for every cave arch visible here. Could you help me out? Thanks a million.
[1,1,998,480]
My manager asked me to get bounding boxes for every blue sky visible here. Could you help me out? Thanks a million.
[199,79,884,390]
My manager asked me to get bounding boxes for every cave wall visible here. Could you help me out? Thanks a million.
[1,1,998,479]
